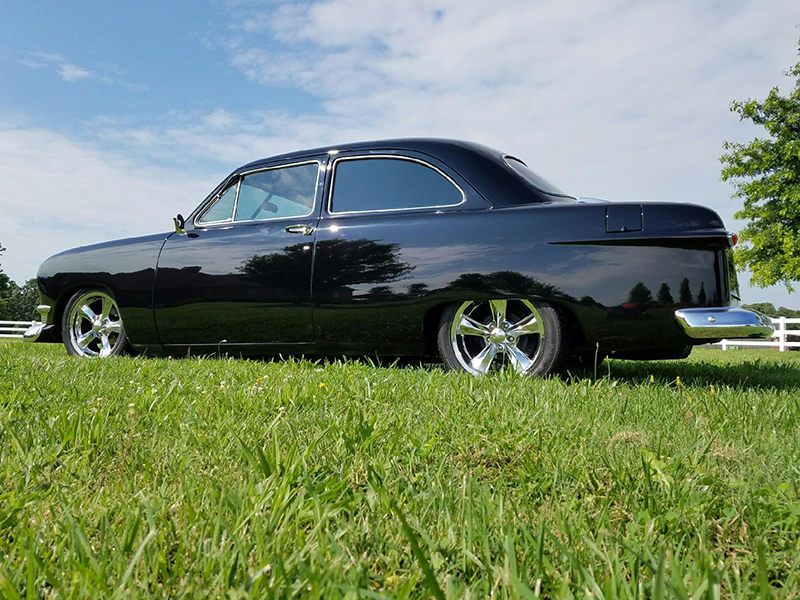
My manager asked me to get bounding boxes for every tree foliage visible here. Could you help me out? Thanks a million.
[0,241,10,296]
[742,302,800,318]
[720,45,800,291]
[0,242,39,321]
[679,278,693,304]
[656,283,674,304]
[627,281,653,304]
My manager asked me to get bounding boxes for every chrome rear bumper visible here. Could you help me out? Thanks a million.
[674,307,774,339]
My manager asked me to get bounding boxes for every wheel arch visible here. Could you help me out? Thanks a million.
[51,281,119,331]
[422,302,451,358]
[547,300,589,355]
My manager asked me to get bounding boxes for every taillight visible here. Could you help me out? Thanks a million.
[728,233,738,246]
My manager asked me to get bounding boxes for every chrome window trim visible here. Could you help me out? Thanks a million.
[327,154,467,216]
[194,160,322,228]
[195,177,240,226]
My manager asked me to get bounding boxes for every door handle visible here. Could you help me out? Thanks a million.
[284,224,314,236]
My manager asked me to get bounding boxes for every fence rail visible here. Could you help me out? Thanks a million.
[0,320,35,339]
[720,317,800,351]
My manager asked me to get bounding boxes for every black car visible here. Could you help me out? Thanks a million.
[25,138,773,376]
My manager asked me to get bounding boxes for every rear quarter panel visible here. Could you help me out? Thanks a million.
[313,202,730,354]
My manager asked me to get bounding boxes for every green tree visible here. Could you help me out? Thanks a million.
[720,45,800,291]
[656,283,674,304]
[627,282,653,304]
[0,241,9,293]
[679,278,693,304]
[0,243,39,321]
[5,279,39,321]
[743,302,800,318]
[742,302,777,315]
[697,282,707,306]
[0,241,12,319]
[776,305,800,318]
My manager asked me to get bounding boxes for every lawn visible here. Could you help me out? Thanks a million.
[1,341,799,598]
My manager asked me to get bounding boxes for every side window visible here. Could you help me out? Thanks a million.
[234,162,319,222]
[330,157,464,214]
[199,182,238,223]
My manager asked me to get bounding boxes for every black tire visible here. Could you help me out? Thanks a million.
[61,288,129,358]
[437,299,569,377]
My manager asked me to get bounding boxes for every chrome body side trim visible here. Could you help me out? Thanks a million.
[327,154,466,216]
[577,197,611,204]
[23,304,52,343]
[194,176,240,226]
[674,307,774,339]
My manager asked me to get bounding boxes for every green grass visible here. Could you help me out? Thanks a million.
[1,341,799,598]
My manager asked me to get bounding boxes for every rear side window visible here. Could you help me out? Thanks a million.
[330,157,464,214]
[234,162,319,222]
[504,156,570,197]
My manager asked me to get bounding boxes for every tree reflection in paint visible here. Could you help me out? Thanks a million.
[239,238,415,301]
[446,270,568,299]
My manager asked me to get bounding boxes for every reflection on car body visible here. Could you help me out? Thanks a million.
[26,138,773,375]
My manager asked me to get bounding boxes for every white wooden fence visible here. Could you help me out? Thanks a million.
[720,317,800,351]
[0,320,35,339]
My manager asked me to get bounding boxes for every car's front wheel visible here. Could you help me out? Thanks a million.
[437,299,568,377]
[61,289,129,358]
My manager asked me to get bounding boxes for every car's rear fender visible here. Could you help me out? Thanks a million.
[459,201,733,351]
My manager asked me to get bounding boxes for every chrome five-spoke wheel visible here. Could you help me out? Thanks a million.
[438,299,569,377]
[62,290,127,358]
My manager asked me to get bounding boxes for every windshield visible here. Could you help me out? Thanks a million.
[504,156,571,198]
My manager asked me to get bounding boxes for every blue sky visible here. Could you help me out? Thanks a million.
[0,0,798,307]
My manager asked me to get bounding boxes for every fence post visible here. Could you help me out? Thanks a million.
[778,317,786,352]
[721,339,728,351]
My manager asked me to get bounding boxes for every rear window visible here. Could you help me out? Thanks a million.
[504,157,570,197]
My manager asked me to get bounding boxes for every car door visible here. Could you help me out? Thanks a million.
[154,157,325,350]
[312,151,489,354]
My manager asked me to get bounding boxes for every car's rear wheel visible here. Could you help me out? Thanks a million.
[61,289,128,358]
[437,299,569,377]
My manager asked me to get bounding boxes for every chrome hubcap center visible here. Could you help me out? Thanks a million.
[489,327,507,344]
[92,318,112,335]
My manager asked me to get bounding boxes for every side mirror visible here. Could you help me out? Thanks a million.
[173,213,186,235]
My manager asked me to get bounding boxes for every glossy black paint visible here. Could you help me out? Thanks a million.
[37,233,167,345]
[35,138,735,358]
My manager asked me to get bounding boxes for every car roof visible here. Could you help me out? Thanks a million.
[239,138,573,206]
[240,138,501,168]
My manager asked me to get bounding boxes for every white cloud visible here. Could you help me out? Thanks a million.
[16,51,66,68]
[19,51,115,84]
[58,63,111,83]
[0,123,220,284]
[219,0,798,202]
